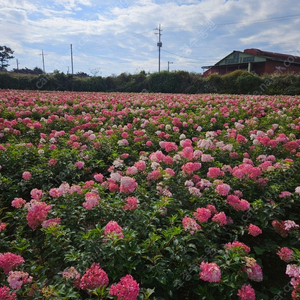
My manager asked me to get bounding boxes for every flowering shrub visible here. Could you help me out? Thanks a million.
[1,90,300,299]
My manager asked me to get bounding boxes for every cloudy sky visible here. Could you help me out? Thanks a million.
[1,0,300,76]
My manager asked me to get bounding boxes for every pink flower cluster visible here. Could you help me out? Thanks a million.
[244,257,263,282]
[11,197,26,208]
[237,284,256,300]
[224,241,251,255]
[247,224,262,237]
[104,221,124,240]
[193,207,211,223]
[83,192,100,210]
[277,247,294,263]
[123,196,139,210]
[7,271,32,290]
[226,195,250,211]
[199,261,221,282]
[0,252,25,274]
[0,286,17,300]
[25,200,51,230]
[120,176,138,193]
[182,216,201,235]
[109,274,140,300]
[79,263,109,290]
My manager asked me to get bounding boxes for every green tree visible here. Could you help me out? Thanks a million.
[0,46,14,71]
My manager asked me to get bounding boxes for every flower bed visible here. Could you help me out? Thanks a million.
[0,90,300,299]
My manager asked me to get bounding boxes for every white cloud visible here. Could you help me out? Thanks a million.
[1,0,299,75]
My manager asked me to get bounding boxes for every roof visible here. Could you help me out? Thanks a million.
[202,49,300,69]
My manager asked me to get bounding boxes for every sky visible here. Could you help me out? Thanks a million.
[1,0,300,77]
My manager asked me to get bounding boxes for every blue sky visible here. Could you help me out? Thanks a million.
[1,0,300,76]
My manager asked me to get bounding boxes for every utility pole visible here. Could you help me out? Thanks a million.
[168,61,173,72]
[155,24,162,73]
[16,59,20,70]
[40,50,46,73]
[70,44,74,75]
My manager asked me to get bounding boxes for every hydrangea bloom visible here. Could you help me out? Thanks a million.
[62,266,81,288]
[104,221,124,240]
[199,261,221,282]
[244,257,263,282]
[248,224,262,237]
[7,271,32,290]
[109,274,140,300]
[212,212,227,226]
[120,177,138,193]
[79,263,109,290]
[123,197,139,210]
[0,286,17,300]
[25,200,51,230]
[182,216,201,235]
[42,218,61,228]
[237,284,256,300]
[0,252,25,274]
[11,197,27,208]
[22,171,31,180]
[224,241,251,255]
[215,183,231,196]
[277,247,294,263]
[193,207,211,223]
[83,192,100,210]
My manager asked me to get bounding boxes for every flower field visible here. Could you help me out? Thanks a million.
[1,90,300,300]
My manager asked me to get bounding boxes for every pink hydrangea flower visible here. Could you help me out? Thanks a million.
[211,212,227,226]
[0,252,25,274]
[286,264,300,278]
[7,271,32,290]
[181,162,201,176]
[193,207,211,223]
[30,188,43,201]
[207,167,224,178]
[237,284,256,300]
[123,196,139,210]
[134,160,146,171]
[79,263,109,290]
[199,261,221,282]
[248,224,262,237]
[277,247,294,263]
[215,183,231,196]
[182,216,201,235]
[120,176,138,193]
[75,161,85,169]
[49,188,63,198]
[224,241,251,255]
[11,197,26,208]
[244,257,263,282]
[109,274,140,300]
[104,221,124,240]
[0,222,6,231]
[83,192,100,210]
[62,266,81,288]
[0,286,17,300]
[94,173,104,182]
[22,171,31,180]
[284,220,300,231]
[42,218,61,228]
[25,200,51,230]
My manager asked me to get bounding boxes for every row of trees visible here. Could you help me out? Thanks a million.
[1,45,300,94]
[1,69,300,95]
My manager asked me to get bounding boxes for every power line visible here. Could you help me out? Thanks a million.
[164,13,300,30]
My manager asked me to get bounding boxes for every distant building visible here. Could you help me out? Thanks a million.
[202,48,300,77]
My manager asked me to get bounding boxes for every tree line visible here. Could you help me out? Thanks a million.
[1,69,300,95]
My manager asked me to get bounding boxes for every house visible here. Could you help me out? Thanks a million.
[202,48,300,77]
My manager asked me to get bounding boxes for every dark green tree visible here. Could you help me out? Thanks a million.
[0,46,14,71]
